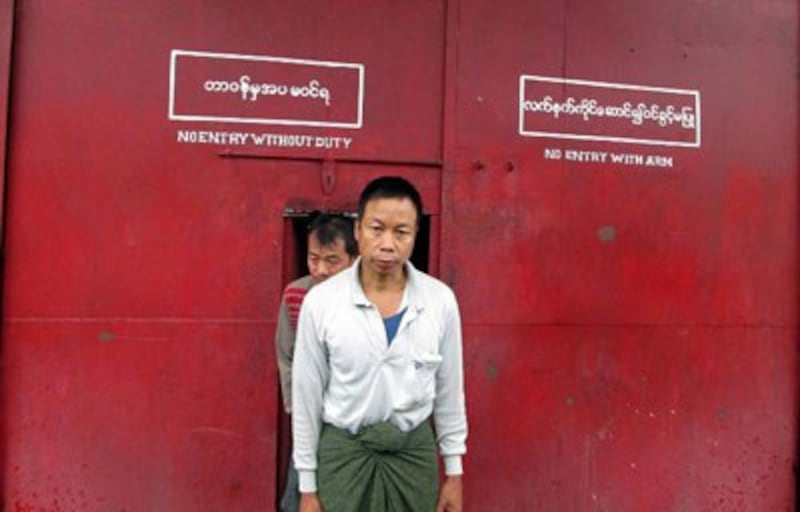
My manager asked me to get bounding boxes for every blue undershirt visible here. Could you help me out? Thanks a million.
[383,308,407,345]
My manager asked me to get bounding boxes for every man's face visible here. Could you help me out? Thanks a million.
[356,197,418,278]
[307,233,353,284]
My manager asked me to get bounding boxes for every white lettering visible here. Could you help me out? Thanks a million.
[609,153,645,165]
[544,148,562,160]
[523,95,696,130]
[176,130,354,151]
[203,75,332,106]
[565,150,608,163]
[644,155,673,168]
[250,133,267,145]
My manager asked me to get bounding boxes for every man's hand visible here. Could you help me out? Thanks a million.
[436,475,463,512]
[299,492,324,512]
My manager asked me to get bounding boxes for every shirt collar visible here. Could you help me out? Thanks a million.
[350,257,424,312]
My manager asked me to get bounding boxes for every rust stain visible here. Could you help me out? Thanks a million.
[486,361,498,381]
[597,225,616,243]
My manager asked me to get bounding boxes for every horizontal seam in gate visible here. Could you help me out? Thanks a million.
[3,317,270,324]
[2,318,795,329]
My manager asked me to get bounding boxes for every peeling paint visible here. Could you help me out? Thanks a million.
[486,361,498,381]
[189,426,244,439]
[597,225,616,242]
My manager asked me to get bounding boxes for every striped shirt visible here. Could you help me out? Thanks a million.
[275,275,314,414]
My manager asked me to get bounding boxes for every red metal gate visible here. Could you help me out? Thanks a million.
[1,1,797,511]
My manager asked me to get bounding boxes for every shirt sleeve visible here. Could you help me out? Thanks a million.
[434,289,468,475]
[275,293,295,414]
[291,294,330,493]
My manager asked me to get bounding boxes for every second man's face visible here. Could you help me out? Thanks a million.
[356,197,418,279]
[307,233,353,284]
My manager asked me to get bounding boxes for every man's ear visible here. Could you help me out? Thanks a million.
[354,218,360,242]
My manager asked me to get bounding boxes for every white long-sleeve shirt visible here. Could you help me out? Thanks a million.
[292,260,468,493]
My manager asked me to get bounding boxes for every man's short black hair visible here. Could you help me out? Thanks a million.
[357,176,423,226]
[307,213,358,257]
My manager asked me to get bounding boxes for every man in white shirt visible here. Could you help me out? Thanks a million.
[292,176,467,512]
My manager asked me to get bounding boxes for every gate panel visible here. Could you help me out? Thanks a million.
[443,0,798,510]
[2,1,444,510]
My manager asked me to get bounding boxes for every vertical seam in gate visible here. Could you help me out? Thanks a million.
[0,1,16,507]
[440,0,460,282]
[0,0,14,247]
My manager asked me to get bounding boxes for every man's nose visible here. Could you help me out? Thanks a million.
[378,232,395,251]
[317,261,331,276]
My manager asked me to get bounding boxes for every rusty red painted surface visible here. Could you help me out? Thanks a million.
[1,1,797,511]
[0,0,13,242]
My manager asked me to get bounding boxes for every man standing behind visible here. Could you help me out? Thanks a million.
[275,213,358,512]
[293,177,468,512]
